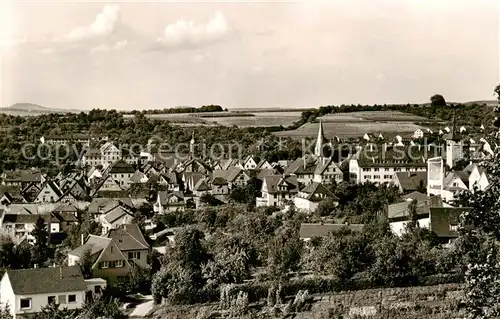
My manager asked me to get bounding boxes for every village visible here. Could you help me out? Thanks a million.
[0,111,495,318]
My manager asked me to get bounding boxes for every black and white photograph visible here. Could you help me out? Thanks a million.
[0,0,499,318]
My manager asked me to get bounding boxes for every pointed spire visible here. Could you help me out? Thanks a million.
[190,131,195,158]
[451,108,458,140]
[314,119,325,157]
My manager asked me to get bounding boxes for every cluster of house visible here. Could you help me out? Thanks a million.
[299,121,496,246]
[0,120,496,317]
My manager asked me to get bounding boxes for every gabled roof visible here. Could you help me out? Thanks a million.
[314,158,335,175]
[387,196,444,220]
[402,191,428,202]
[194,178,210,191]
[3,170,42,183]
[2,213,58,224]
[158,191,185,206]
[161,172,178,184]
[394,171,427,192]
[299,223,364,239]
[100,141,118,153]
[106,224,149,251]
[37,180,63,198]
[53,203,78,213]
[6,266,87,295]
[443,171,469,190]
[129,170,148,183]
[103,205,133,224]
[299,182,339,202]
[263,175,299,194]
[52,211,78,223]
[212,176,228,186]
[285,156,317,175]
[69,234,112,258]
[226,167,247,182]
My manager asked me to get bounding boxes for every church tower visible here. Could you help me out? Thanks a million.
[446,109,463,168]
[314,119,326,158]
[190,132,195,158]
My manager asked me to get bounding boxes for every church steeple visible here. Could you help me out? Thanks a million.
[190,132,195,158]
[314,119,325,157]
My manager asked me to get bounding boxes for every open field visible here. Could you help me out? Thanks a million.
[320,111,429,122]
[275,111,429,139]
[202,111,303,127]
[124,111,303,127]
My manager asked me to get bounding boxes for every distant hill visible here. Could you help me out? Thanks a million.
[0,103,78,115]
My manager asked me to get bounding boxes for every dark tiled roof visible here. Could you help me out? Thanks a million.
[69,235,111,258]
[212,176,228,186]
[299,182,339,202]
[402,191,428,202]
[3,213,58,224]
[106,224,149,251]
[3,170,42,183]
[387,196,444,221]
[299,223,364,239]
[394,171,427,192]
[53,203,78,213]
[109,160,135,174]
[6,266,87,295]
[263,175,299,194]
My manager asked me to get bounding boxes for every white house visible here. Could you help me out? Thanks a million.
[0,266,89,318]
[1,213,60,242]
[106,160,135,189]
[412,129,424,139]
[256,175,299,207]
[153,191,186,214]
[99,206,134,234]
[243,156,258,170]
[35,181,62,203]
[293,182,339,212]
[467,164,490,191]
[100,142,122,166]
[349,145,427,185]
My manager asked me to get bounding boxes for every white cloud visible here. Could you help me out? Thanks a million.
[67,5,120,41]
[157,11,230,47]
[89,39,128,54]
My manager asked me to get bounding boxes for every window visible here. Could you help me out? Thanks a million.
[68,295,76,303]
[115,260,124,268]
[128,252,140,259]
[373,175,380,179]
[58,295,67,304]
[384,168,390,172]
[95,285,102,294]
[364,175,371,179]
[101,261,109,269]
[48,296,56,304]
[20,298,31,309]
[374,168,380,172]
[450,224,458,232]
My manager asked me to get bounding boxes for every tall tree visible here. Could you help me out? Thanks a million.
[430,94,447,107]
[31,216,49,267]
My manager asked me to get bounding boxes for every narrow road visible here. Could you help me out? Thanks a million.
[129,299,154,318]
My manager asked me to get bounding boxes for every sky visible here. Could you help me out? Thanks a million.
[0,0,499,110]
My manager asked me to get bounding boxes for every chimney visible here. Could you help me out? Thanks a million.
[60,266,63,279]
